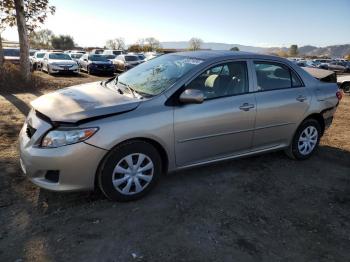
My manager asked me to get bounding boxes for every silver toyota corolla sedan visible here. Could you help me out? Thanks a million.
[19,51,341,201]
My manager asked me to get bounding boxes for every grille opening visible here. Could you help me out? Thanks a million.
[26,124,37,138]
[45,170,60,183]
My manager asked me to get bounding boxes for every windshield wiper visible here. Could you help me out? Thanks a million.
[100,76,124,94]
[118,81,138,98]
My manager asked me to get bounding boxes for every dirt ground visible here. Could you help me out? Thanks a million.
[0,72,349,261]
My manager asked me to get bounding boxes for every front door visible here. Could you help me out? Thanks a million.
[174,61,256,166]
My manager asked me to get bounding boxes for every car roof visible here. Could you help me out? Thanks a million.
[173,50,284,62]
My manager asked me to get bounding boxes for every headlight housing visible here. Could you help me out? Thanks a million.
[41,127,98,148]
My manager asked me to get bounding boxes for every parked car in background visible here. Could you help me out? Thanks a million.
[30,51,46,70]
[337,74,350,93]
[137,53,146,62]
[41,52,79,75]
[103,54,117,61]
[319,61,348,72]
[3,48,20,65]
[103,49,124,56]
[19,51,341,201]
[90,49,105,54]
[69,52,84,62]
[78,54,115,75]
[113,54,142,72]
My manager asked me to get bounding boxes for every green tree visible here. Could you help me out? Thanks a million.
[30,29,53,49]
[0,0,55,82]
[289,44,298,57]
[51,35,75,50]
[230,47,239,51]
[188,37,203,51]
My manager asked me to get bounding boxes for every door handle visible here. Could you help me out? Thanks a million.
[296,95,307,102]
[239,103,255,111]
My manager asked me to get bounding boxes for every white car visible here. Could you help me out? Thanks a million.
[30,51,46,70]
[41,52,79,74]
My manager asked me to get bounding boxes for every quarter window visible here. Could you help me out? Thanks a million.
[254,62,303,91]
[186,61,249,99]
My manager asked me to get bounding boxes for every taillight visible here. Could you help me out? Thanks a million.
[336,90,343,100]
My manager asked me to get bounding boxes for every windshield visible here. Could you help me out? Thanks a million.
[117,54,204,96]
[4,49,20,57]
[89,55,109,61]
[138,55,145,60]
[49,53,72,60]
[36,53,45,58]
[125,55,139,62]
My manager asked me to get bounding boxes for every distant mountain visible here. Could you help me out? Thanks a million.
[160,41,350,58]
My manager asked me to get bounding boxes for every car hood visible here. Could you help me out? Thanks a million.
[31,81,141,123]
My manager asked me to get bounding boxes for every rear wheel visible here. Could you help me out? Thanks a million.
[285,119,321,160]
[98,141,162,201]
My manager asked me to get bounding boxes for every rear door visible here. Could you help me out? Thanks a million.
[174,61,256,166]
[251,61,310,150]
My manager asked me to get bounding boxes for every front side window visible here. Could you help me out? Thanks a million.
[186,61,249,99]
[254,62,303,91]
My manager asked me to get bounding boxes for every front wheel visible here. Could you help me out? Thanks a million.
[98,141,162,201]
[285,119,321,160]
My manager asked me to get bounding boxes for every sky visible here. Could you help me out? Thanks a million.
[2,0,350,48]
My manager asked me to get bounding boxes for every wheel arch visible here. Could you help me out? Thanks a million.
[301,113,325,136]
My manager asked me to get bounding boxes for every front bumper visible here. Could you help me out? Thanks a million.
[18,110,107,192]
[50,65,79,74]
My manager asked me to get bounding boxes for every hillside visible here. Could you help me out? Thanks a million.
[161,41,350,57]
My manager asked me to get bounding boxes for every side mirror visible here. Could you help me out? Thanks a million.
[179,89,204,104]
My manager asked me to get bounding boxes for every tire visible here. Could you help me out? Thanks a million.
[87,66,91,75]
[98,140,162,201]
[341,82,350,93]
[285,119,321,160]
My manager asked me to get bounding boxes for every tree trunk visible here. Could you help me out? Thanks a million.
[14,0,31,82]
[0,32,4,67]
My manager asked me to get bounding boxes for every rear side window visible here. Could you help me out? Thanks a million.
[254,61,303,91]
